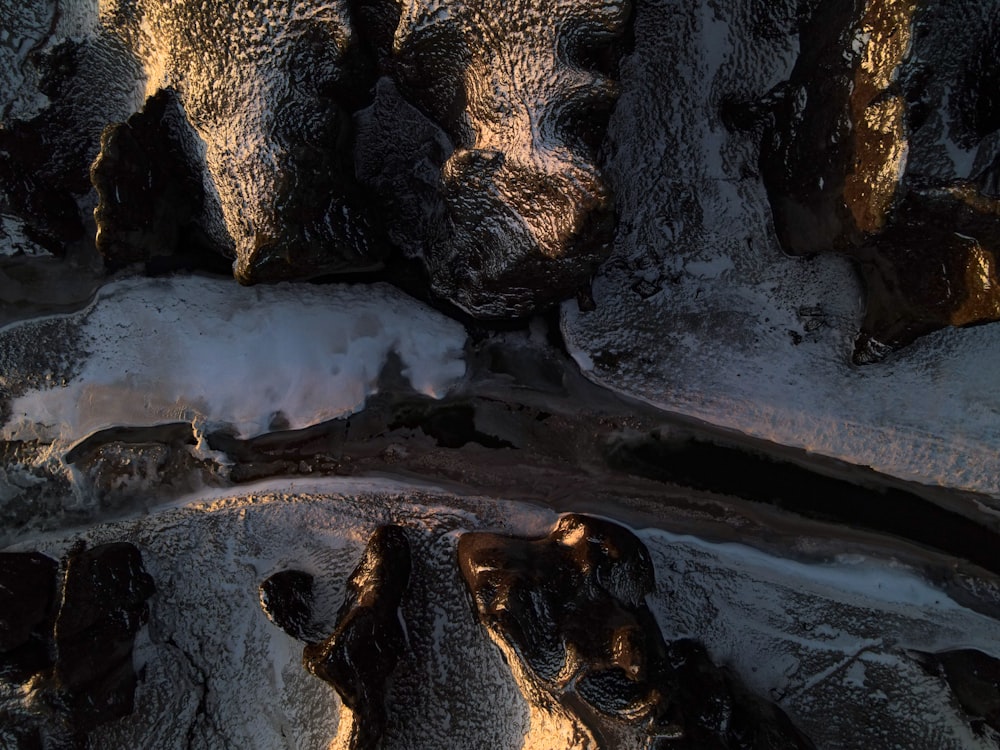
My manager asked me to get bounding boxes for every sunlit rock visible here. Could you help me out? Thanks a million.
[755,0,1000,358]
[99,0,386,281]
[376,0,632,316]
[458,514,815,748]
[302,525,411,750]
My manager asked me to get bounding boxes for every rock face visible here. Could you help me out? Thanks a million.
[0,552,59,683]
[301,525,411,750]
[0,542,155,745]
[99,0,386,282]
[758,0,1000,359]
[457,514,814,748]
[90,88,229,274]
[53,542,156,733]
[259,569,316,642]
[0,37,140,254]
[915,649,1000,738]
[370,0,632,316]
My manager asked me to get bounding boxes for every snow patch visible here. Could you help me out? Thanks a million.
[1,276,467,444]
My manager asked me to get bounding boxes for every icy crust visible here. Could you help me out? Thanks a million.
[0,276,467,444]
[560,0,1000,500]
[641,528,1000,750]
[4,481,998,749]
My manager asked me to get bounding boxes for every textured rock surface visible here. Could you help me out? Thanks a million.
[560,0,1000,501]
[372,0,631,316]
[302,525,411,750]
[758,0,1000,357]
[90,88,228,274]
[98,0,386,281]
[0,542,154,746]
[458,514,815,748]
[0,36,141,254]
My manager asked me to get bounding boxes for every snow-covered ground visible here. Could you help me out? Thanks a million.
[561,0,1000,502]
[4,480,996,749]
[1,276,468,445]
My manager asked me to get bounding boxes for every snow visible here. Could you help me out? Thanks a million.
[560,0,1000,503]
[639,523,1000,749]
[1,276,468,445]
[5,481,996,749]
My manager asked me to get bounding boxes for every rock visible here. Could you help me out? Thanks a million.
[100,0,388,283]
[90,88,231,275]
[52,542,156,733]
[914,649,1000,737]
[0,38,139,254]
[259,569,315,642]
[757,0,1000,358]
[0,552,59,683]
[0,542,154,745]
[458,514,814,748]
[380,0,632,316]
[302,525,411,750]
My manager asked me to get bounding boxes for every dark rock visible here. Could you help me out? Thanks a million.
[52,542,156,733]
[303,525,411,750]
[101,1,389,284]
[90,88,231,275]
[914,649,1000,736]
[758,0,1000,358]
[0,36,141,254]
[458,514,814,748]
[0,552,59,682]
[379,0,632,317]
[259,570,315,642]
[0,716,42,750]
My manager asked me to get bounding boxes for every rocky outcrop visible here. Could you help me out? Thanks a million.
[375,0,632,316]
[0,552,59,683]
[0,542,155,745]
[756,0,1000,359]
[0,37,140,254]
[458,514,815,748]
[90,88,230,274]
[99,0,387,282]
[914,649,1000,737]
[261,526,411,750]
[259,569,315,642]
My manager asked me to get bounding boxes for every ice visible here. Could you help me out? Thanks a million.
[1,276,468,444]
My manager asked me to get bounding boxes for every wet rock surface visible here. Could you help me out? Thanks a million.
[757,0,1000,357]
[259,569,315,642]
[0,542,154,746]
[458,514,815,748]
[300,525,411,750]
